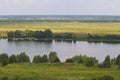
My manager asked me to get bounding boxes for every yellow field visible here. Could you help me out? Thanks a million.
[0,22,120,36]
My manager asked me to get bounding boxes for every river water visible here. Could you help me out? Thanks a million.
[0,39,120,62]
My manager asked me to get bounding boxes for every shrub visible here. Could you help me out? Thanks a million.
[49,51,60,63]
[9,54,17,63]
[65,58,74,63]
[17,52,30,63]
[0,53,9,67]
[85,58,94,67]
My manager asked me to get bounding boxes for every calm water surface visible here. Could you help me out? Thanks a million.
[0,39,120,62]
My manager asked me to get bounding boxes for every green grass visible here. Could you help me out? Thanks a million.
[0,22,120,37]
[0,63,120,80]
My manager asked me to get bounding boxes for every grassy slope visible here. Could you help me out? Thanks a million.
[0,63,120,80]
[0,22,120,37]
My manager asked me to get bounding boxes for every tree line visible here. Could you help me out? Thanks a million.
[88,34,120,43]
[7,29,53,39]
[0,52,120,69]
[7,29,75,41]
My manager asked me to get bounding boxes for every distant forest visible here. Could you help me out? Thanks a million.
[1,15,120,22]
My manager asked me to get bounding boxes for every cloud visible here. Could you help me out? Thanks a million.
[0,0,120,15]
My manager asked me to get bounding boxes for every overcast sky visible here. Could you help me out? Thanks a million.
[0,0,120,15]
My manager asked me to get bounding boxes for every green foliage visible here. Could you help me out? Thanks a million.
[85,57,94,67]
[98,55,111,68]
[14,30,23,38]
[0,53,9,67]
[32,55,41,63]
[7,31,14,38]
[0,53,8,62]
[44,29,53,38]
[7,29,53,39]
[9,54,17,63]
[54,33,74,39]
[42,55,48,63]
[65,54,98,65]
[116,54,120,65]
[33,55,48,63]
[49,51,60,63]
[33,30,44,38]
[17,52,30,63]
[115,54,120,69]
[65,58,74,63]
[103,55,111,68]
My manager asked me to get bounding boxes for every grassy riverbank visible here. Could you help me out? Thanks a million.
[0,63,120,80]
[0,22,120,37]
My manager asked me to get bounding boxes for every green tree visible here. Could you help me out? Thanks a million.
[33,30,44,38]
[115,54,120,69]
[85,57,94,67]
[7,31,14,38]
[14,30,23,38]
[9,54,17,63]
[103,55,111,68]
[65,58,74,63]
[49,51,60,63]
[44,29,53,38]
[17,52,30,63]
[0,53,9,67]
[23,30,34,38]
[42,55,48,63]
[116,54,120,65]
[32,55,41,63]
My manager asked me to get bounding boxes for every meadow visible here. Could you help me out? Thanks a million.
[0,22,120,37]
[0,63,120,80]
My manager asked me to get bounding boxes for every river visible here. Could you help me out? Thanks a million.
[0,39,120,62]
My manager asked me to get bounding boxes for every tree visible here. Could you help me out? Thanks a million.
[49,51,60,63]
[23,30,34,38]
[42,55,48,63]
[9,54,17,63]
[0,53,9,67]
[17,52,30,63]
[103,55,111,68]
[32,55,48,63]
[32,55,41,63]
[116,54,120,65]
[14,30,23,38]
[33,30,44,39]
[44,29,53,38]
[7,31,14,38]
[115,54,120,69]
[85,57,94,67]
[65,58,74,63]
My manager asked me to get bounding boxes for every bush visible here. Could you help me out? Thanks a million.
[99,55,111,68]
[49,51,60,63]
[9,54,17,63]
[17,52,30,63]
[65,58,74,63]
[85,58,94,67]
[0,53,9,67]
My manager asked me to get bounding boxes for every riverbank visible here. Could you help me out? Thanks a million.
[0,63,120,80]
[0,22,120,43]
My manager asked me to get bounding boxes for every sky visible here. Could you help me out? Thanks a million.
[0,0,120,15]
